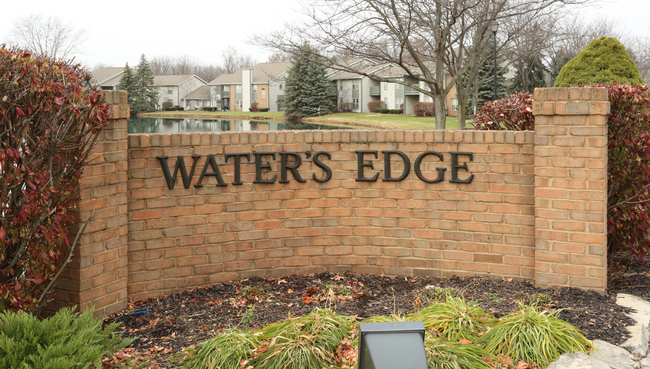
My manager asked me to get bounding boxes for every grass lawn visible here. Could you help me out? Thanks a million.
[142,111,464,130]
[303,112,461,130]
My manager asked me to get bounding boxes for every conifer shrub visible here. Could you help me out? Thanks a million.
[0,46,110,313]
[414,102,435,117]
[367,100,385,112]
[374,108,389,114]
[554,37,644,87]
[0,306,134,369]
[473,91,534,131]
[259,108,270,112]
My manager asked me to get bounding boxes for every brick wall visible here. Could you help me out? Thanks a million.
[533,87,609,290]
[57,87,609,316]
[50,90,130,318]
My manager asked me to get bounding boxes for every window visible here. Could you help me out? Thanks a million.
[236,100,242,109]
[353,98,359,109]
[384,97,388,107]
[167,87,173,94]
[236,85,242,93]
[383,82,388,90]
[451,98,459,112]
[396,98,403,107]
[352,81,360,90]
[261,88,266,99]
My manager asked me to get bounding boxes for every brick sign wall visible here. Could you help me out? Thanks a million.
[51,87,609,317]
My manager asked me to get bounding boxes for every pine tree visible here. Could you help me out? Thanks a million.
[467,52,507,113]
[508,58,548,93]
[131,54,159,113]
[554,36,644,87]
[283,48,334,120]
[115,63,136,107]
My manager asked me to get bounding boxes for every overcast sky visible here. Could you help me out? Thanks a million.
[0,0,647,70]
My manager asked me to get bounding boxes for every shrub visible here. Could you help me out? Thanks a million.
[0,47,109,313]
[250,102,259,112]
[414,102,435,117]
[164,107,177,111]
[375,108,389,114]
[259,108,270,112]
[0,306,134,368]
[339,102,355,112]
[389,109,403,114]
[162,101,173,110]
[554,37,643,87]
[480,303,593,367]
[367,100,385,112]
[606,84,650,258]
[472,91,534,131]
[202,107,213,111]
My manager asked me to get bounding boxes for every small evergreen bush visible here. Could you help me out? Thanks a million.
[389,109,403,114]
[259,108,270,112]
[554,37,644,87]
[0,307,134,369]
[375,108,389,114]
[367,100,385,112]
[414,102,435,117]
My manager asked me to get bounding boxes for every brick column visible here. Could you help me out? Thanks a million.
[50,90,130,317]
[533,87,609,292]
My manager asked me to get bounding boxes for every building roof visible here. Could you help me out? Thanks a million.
[90,67,124,86]
[153,75,206,86]
[184,86,210,100]
[208,62,292,85]
[328,62,392,80]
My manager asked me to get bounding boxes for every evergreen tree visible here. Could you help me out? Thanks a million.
[467,52,507,114]
[131,54,159,113]
[115,63,136,107]
[554,36,644,87]
[508,58,548,93]
[283,47,334,120]
[549,53,572,87]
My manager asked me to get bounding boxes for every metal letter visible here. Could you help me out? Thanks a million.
[225,153,251,185]
[156,155,200,189]
[312,151,332,183]
[382,150,411,181]
[356,150,379,182]
[450,152,474,183]
[414,151,446,183]
[253,152,278,184]
[194,154,227,187]
[279,152,306,183]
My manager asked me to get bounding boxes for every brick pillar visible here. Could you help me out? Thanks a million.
[50,90,130,317]
[533,87,609,292]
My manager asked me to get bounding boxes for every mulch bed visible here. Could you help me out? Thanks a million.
[104,258,650,368]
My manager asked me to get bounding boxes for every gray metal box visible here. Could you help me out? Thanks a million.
[358,321,428,369]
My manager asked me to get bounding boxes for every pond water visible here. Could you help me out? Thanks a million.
[127,118,355,134]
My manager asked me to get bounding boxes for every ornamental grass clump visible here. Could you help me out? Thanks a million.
[479,303,593,367]
[179,328,260,369]
[0,307,133,369]
[254,307,353,369]
[409,296,494,342]
[425,334,493,369]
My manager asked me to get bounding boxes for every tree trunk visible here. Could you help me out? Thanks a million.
[458,100,467,130]
[434,93,446,130]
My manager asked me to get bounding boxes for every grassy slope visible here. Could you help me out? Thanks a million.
[141,111,462,130]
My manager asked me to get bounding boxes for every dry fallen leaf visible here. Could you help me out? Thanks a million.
[459,339,472,344]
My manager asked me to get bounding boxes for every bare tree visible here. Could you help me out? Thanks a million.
[222,46,257,74]
[8,14,87,60]
[150,54,225,82]
[267,52,293,63]
[253,0,594,129]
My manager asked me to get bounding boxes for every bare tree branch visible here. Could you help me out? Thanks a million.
[8,14,87,61]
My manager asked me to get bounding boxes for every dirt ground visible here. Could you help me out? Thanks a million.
[103,255,650,368]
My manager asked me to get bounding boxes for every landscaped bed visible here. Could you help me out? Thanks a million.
[102,258,650,368]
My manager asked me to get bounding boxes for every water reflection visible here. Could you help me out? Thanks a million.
[128,118,354,134]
